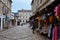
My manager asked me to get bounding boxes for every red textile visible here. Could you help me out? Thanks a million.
[52,26,58,40]
[54,26,58,40]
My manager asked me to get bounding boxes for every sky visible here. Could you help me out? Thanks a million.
[12,0,32,12]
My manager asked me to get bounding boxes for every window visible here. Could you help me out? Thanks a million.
[26,20,27,22]
[23,20,24,22]
[2,6,5,15]
[20,20,21,22]
[40,0,42,3]
[20,16,21,18]
[26,16,27,18]
[23,16,24,19]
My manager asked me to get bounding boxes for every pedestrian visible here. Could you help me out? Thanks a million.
[31,18,35,34]
[29,20,32,27]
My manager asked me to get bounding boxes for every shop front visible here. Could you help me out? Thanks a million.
[8,16,16,28]
[37,0,60,40]
[30,0,60,40]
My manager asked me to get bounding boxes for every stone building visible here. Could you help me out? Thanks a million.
[18,9,32,25]
[0,0,12,30]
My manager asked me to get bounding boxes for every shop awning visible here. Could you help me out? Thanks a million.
[8,15,14,19]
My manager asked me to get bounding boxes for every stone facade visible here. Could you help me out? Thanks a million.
[0,0,12,30]
[0,0,12,15]
[31,0,55,14]
[18,9,32,25]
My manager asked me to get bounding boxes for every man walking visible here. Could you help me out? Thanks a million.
[31,18,35,34]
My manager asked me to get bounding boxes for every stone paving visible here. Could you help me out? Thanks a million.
[0,23,49,40]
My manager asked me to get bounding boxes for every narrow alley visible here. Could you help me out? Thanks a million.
[0,23,49,40]
[0,0,60,40]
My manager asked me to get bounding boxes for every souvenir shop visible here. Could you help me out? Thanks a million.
[29,13,39,28]
[30,0,60,40]
[38,0,60,40]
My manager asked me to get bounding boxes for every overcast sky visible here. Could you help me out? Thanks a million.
[12,0,32,12]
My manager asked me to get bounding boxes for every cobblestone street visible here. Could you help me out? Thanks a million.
[0,24,49,40]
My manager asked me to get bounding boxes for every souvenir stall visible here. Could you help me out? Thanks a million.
[30,0,60,40]
[39,11,56,39]
[46,4,60,40]
[35,16,42,32]
[52,4,60,40]
[42,4,60,40]
[34,13,40,30]
[37,0,60,39]
[39,10,49,37]
[29,14,38,29]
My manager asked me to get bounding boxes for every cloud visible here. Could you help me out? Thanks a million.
[12,0,32,12]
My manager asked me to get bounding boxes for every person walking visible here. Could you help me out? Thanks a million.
[31,18,35,34]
